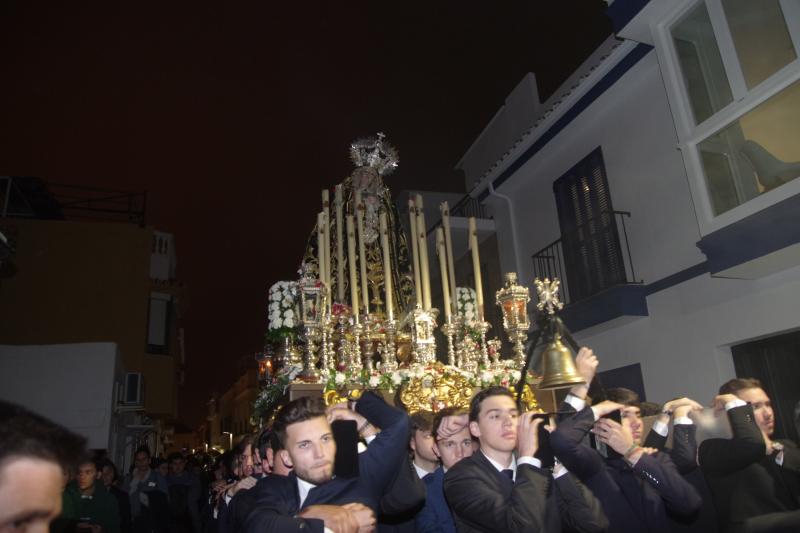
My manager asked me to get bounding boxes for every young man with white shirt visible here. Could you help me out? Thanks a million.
[699,378,800,533]
[408,411,438,479]
[443,386,607,533]
[244,392,409,533]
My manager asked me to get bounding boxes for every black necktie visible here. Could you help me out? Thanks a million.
[502,469,514,482]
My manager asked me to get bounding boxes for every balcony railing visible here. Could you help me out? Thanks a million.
[531,210,641,306]
[426,194,491,235]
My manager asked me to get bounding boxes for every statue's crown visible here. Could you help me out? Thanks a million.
[349,132,399,176]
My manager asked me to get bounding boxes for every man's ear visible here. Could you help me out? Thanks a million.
[279,449,293,469]
[432,441,441,459]
[469,420,481,439]
[95,471,102,480]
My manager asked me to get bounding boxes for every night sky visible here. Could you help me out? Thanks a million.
[0,1,612,427]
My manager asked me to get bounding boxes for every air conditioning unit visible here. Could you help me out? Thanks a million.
[123,373,144,406]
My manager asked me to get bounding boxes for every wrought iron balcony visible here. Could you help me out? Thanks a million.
[531,210,641,307]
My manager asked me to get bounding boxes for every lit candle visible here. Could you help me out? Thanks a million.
[469,217,484,320]
[436,227,451,321]
[408,197,422,307]
[335,185,345,303]
[322,190,331,291]
[346,215,359,321]
[416,194,432,311]
[380,212,393,321]
[355,192,369,314]
[317,212,326,285]
[440,201,457,317]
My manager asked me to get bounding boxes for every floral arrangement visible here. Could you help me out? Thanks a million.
[266,281,300,345]
[321,362,530,394]
[456,287,477,322]
[253,364,302,421]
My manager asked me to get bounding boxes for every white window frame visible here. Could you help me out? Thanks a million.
[652,0,800,236]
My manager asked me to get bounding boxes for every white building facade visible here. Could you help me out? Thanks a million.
[456,0,800,427]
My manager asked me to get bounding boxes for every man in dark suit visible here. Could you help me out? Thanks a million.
[443,386,608,533]
[415,407,474,533]
[699,378,800,533]
[244,391,408,533]
[551,386,703,533]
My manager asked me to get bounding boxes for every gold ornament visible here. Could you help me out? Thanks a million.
[534,278,564,315]
[398,362,474,413]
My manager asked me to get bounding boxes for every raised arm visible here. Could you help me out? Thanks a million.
[699,399,767,475]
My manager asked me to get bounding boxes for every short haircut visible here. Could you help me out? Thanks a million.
[719,378,763,396]
[605,388,641,407]
[256,428,273,457]
[272,396,328,448]
[98,458,119,482]
[167,452,183,463]
[639,401,662,417]
[269,431,283,453]
[410,411,434,434]
[0,400,86,474]
[431,407,468,440]
[134,445,152,459]
[469,386,515,422]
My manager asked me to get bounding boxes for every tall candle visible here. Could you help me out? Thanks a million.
[469,217,484,320]
[380,212,394,321]
[346,215,359,320]
[436,227,451,321]
[441,201,458,317]
[355,193,369,314]
[416,194,432,311]
[408,197,422,307]
[322,190,331,290]
[335,185,345,303]
[317,212,326,285]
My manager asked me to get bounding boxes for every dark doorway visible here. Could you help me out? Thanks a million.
[731,330,800,442]
[552,147,626,302]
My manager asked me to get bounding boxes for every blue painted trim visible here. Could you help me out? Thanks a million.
[644,261,709,296]
[477,42,654,203]
[606,0,652,34]
[696,193,800,275]
[562,284,649,332]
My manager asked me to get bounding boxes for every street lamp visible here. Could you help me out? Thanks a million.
[222,431,233,451]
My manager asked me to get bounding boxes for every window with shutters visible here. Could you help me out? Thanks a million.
[552,147,627,302]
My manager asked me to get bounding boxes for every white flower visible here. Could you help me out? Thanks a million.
[284,317,294,328]
[283,298,293,307]
[391,372,403,386]
[284,309,294,318]
[368,375,380,388]
[335,372,346,385]
[481,370,494,383]
[511,370,521,381]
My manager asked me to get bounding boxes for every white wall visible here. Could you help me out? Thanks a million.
[481,48,800,403]
[575,263,800,404]
[498,51,706,288]
[0,342,123,450]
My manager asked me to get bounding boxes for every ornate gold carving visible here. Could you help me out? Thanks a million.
[398,363,474,413]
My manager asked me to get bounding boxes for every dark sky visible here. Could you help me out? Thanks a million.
[0,1,612,426]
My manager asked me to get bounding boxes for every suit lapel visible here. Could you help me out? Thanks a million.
[473,451,513,493]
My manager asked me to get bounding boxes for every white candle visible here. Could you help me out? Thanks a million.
[322,190,331,291]
[469,217,484,320]
[355,192,369,314]
[408,197,422,307]
[317,212,326,285]
[416,194,432,311]
[441,201,458,317]
[436,227,451,321]
[346,215,359,320]
[335,185,345,303]
[380,212,394,321]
